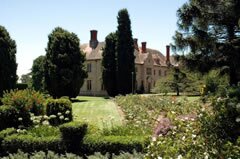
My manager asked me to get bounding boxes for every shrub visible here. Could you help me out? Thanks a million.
[0,106,19,130]
[46,98,72,126]
[1,89,46,127]
[2,126,63,154]
[0,128,16,155]
[59,122,87,153]
[15,83,28,90]
[82,135,148,155]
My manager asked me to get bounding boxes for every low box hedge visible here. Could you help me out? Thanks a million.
[60,122,88,153]
[82,135,148,155]
[2,134,64,154]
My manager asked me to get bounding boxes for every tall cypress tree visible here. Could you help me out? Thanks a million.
[0,26,17,97]
[102,32,118,97]
[116,9,135,95]
[45,27,87,98]
[32,55,46,92]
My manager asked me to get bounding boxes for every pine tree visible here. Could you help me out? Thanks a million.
[116,9,135,95]
[102,33,118,97]
[173,0,240,85]
[0,26,17,97]
[45,27,87,98]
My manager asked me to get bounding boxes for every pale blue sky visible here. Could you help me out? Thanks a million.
[0,0,187,76]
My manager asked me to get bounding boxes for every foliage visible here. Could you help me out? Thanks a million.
[1,150,144,159]
[203,69,229,96]
[59,122,88,153]
[102,32,118,97]
[153,67,202,95]
[82,134,147,155]
[15,83,28,90]
[0,25,17,97]
[20,73,32,88]
[0,106,19,130]
[0,128,16,155]
[45,27,87,98]
[31,55,46,92]
[173,0,240,85]
[2,89,46,115]
[115,95,200,134]
[116,9,135,95]
[1,126,62,154]
[46,98,72,126]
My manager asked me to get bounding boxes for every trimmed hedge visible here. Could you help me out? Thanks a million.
[46,98,72,126]
[2,134,64,154]
[0,106,19,130]
[0,128,16,155]
[60,122,88,153]
[82,135,148,155]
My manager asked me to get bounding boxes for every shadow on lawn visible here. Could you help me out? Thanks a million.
[70,99,88,103]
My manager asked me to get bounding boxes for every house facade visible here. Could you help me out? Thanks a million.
[79,30,172,96]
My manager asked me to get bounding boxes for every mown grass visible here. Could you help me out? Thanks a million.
[72,96,123,129]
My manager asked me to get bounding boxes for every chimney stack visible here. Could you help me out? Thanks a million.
[141,42,147,53]
[90,30,98,49]
[166,45,170,64]
[133,38,139,51]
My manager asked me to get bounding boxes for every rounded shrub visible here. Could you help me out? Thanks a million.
[0,106,19,130]
[46,98,72,126]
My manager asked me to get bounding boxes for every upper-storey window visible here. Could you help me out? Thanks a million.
[87,63,91,72]
[159,70,161,76]
[146,68,152,75]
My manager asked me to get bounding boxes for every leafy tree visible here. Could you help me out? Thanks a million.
[20,72,32,87]
[116,9,135,95]
[45,27,87,98]
[153,67,202,95]
[0,26,17,97]
[31,55,46,92]
[102,33,118,97]
[173,0,240,85]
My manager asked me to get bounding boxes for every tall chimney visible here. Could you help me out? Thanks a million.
[166,45,170,64]
[141,42,147,53]
[89,30,98,49]
[133,38,139,51]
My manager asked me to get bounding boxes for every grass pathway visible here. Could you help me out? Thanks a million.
[72,96,124,129]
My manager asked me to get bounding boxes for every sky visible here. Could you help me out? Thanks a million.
[0,0,187,77]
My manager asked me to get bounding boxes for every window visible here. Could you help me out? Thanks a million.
[159,70,161,76]
[164,70,167,76]
[154,70,156,75]
[87,63,91,72]
[87,80,92,90]
[101,82,105,90]
[146,68,152,75]
[135,67,138,73]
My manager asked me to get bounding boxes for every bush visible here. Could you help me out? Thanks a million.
[0,128,16,155]
[2,126,63,154]
[0,106,19,130]
[1,89,46,127]
[82,135,148,155]
[59,122,87,153]
[15,83,28,90]
[46,98,72,126]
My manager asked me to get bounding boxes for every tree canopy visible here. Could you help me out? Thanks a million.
[116,9,135,95]
[102,32,118,97]
[0,26,17,97]
[45,27,87,98]
[173,0,240,85]
[32,55,46,92]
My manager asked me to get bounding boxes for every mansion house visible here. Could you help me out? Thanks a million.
[79,30,173,96]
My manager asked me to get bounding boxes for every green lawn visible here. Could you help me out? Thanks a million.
[72,96,124,128]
